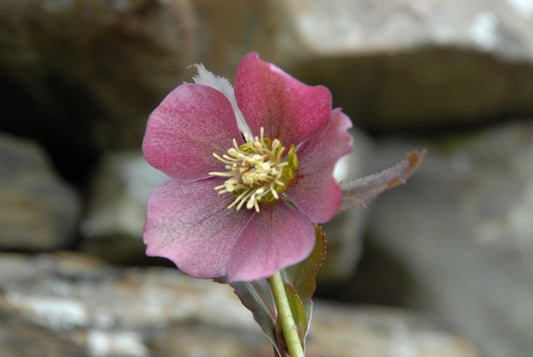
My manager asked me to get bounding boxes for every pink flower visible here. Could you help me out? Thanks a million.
[142,52,353,282]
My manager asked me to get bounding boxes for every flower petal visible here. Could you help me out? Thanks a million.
[285,109,353,223]
[227,202,315,282]
[234,52,332,146]
[142,83,243,182]
[144,179,253,279]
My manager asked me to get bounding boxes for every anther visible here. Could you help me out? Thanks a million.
[209,127,298,212]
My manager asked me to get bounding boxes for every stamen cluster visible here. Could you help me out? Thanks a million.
[210,128,298,212]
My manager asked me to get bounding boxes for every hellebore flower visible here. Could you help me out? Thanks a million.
[142,52,353,282]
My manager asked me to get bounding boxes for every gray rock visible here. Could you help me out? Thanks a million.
[0,303,87,357]
[3,0,533,160]
[80,151,167,263]
[281,0,533,131]
[360,118,533,357]
[0,133,80,250]
[281,0,533,61]
[0,252,479,357]
[0,0,279,153]
[0,305,87,357]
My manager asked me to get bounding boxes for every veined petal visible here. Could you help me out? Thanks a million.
[227,202,315,282]
[144,179,253,279]
[285,109,353,223]
[142,83,243,182]
[234,52,332,147]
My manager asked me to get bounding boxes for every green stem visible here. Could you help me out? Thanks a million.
[268,271,305,357]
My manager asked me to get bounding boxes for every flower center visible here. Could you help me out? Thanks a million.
[209,127,298,212]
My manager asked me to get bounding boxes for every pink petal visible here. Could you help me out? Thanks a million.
[285,109,353,223]
[227,202,315,282]
[142,84,243,182]
[144,179,253,279]
[234,52,332,146]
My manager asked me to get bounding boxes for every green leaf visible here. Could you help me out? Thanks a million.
[340,150,426,210]
[283,225,327,339]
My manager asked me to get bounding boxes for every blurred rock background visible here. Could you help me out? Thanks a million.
[1,0,532,356]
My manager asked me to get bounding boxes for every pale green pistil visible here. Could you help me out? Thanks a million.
[209,127,298,212]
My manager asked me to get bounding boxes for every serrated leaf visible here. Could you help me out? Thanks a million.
[340,150,426,210]
[215,277,279,353]
[283,225,327,339]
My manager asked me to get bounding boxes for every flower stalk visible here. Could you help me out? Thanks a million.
[268,271,305,357]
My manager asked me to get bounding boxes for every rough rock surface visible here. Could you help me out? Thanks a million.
[0,133,80,250]
[1,1,532,355]
[0,252,479,357]
[2,0,533,160]
[283,0,533,130]
[0,305,87,357]
[282,0,533,61]
[80,151,167,263]
[355,118,533,357]
[0,0,279,155]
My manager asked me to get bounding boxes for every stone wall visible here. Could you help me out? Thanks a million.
[1,0,533,356]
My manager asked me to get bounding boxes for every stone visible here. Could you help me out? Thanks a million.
[281,0,533,61]
[0,305,87,357]
[80,151,167,263]
[3,0,533,170]
[0,0,279,158]
[354,118,533,357]
[0,252,479,357]
[280,0,533,131]
[0,133,80,250]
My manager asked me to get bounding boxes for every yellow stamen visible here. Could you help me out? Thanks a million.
[209,127,298,212]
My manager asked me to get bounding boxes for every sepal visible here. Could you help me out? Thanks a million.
[340,150,426,210]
